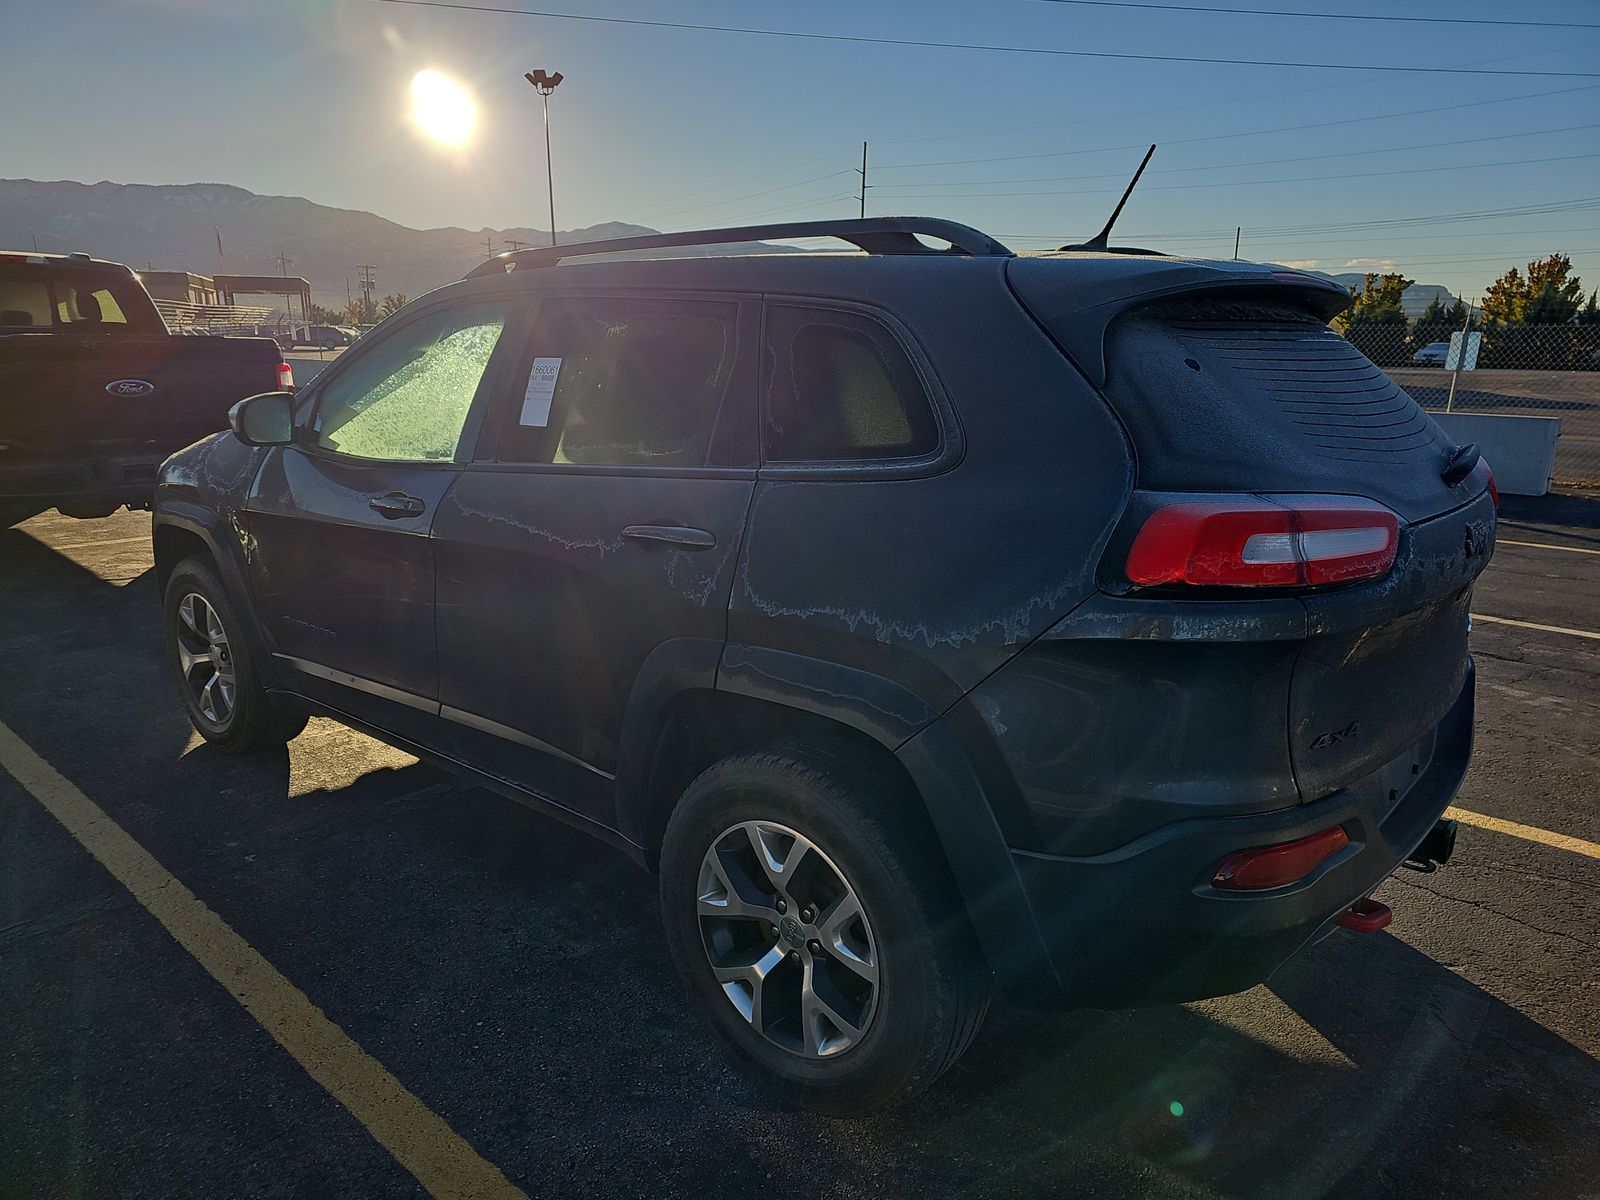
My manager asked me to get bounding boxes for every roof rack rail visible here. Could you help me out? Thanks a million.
[464,217,1012,278]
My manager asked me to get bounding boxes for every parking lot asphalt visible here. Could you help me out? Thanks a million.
[2,500,1597,1200]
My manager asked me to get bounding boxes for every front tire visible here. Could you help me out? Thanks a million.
[163,556,307,753]
[659,737,991,1116]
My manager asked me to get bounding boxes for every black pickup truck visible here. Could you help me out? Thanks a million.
[1,251,291,521]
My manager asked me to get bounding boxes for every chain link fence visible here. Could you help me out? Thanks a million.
[1347,322,1600,489]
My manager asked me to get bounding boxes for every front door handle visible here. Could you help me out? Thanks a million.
[622,524,716,549]
[369,492,427,519]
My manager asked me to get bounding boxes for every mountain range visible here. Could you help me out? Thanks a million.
[1,178,1465,315]
[0,178,665,303]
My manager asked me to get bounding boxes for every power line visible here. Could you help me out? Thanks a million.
[630,149,848,216]
[638,170,855,224]
[875,86,1600,171]
[368,0,1600,78]
[634,82,1597,235]
[873,121,1600,190]
[999,195,1600,241]
[880,151,1600,201]
[1026,0,1600,30]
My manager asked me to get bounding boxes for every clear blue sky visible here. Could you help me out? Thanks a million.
[5,0,1599,297]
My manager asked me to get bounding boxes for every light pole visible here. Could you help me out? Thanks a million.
[525,69,563,247]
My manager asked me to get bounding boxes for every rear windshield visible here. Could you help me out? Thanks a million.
[1097,295,1454,521]
[0,265,160,334]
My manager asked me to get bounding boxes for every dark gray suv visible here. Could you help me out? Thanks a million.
[151,218,1494,1115]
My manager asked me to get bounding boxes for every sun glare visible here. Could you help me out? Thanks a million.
[410,69,476,147]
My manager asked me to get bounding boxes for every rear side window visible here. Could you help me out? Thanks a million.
[763,305,937,463]
[0,280,52,327]
[497,296,737,468]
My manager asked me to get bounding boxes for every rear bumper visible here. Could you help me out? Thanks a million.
[1008,660,1474,1006]
[0,455,163,509]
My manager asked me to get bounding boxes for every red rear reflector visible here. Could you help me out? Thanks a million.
[1211,825,1350,890]
[1472,457,1499,508]
[277,361,295,390]
[1126,497,1399,588]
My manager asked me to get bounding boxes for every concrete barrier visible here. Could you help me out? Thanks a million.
[1430,412,1561,497]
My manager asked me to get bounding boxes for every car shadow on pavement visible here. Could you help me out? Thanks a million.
[882,927,1600,1200]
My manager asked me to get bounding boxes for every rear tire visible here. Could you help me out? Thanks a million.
[163,556,307,754]
[659,736,991,1116]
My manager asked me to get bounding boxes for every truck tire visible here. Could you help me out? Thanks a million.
[659,736,991,1116]
[163,555,307,753]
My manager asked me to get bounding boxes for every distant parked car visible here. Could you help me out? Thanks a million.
[1413,341,1451,366]
[295,324,354,350]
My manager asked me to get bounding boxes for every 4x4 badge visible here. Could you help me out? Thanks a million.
[1310,722,1360,750]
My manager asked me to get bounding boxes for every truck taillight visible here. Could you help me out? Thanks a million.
[277,361,295,391]
[1125,496,1400,589]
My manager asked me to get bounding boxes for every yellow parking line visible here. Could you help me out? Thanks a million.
[0,718,527,1200]
[1445,806,1600,860]
[1497,538,1600,557]
[1471,613,1600,642]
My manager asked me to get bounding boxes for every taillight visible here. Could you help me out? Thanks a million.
[1125,496,1399,589]
[1211,825,1350,890]
[276,361,295,391]
[1472,457,1499,508]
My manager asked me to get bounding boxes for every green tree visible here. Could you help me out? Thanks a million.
[1575,288,1599,327]
[378,293,409,318]
[1481,254,1584,326]
[308,303,343,325]
[1338,273,1414,366]
[1410,292,1469,357]
[1341,272,1413,326]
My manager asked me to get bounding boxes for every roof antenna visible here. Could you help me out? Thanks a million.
[1061,143,1156,252]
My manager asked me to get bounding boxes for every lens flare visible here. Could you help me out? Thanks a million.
[410,69,476,147]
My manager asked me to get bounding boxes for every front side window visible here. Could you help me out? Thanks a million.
[497,296,736,467]
[312,302,506,462]
[763,305,938,463]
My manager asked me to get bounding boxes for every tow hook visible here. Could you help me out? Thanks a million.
[1403,818,1458,874]
[1337,897,1393,933]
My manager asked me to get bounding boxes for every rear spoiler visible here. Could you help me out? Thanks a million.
[1007,256,1351,388]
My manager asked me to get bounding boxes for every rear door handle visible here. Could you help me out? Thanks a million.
[369,492,427,519]
[622,524,716,549]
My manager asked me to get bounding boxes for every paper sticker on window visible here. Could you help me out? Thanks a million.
[519,357,562,426]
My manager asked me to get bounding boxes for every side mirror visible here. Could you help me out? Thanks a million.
[228,392,295,446]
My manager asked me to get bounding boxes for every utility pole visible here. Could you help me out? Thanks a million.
[857,142,869,218]
[506,238,528,252]
[525,70,564,246]
[483,234,495,258]
[356,263,377,324]
[276,252,294,276]
[1233,226,1241,261]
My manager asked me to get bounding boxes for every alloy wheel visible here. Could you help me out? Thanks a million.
[697,820,879,1058]
[175,592,237,729]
